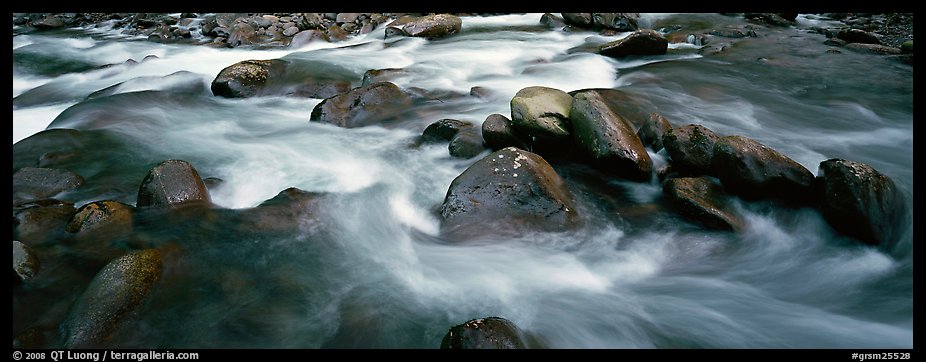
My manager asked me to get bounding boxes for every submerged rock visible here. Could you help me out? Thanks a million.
[439,147,578,238]
[662,177,743,231]
[599,30,668,58]
[836,28,881,45]
[817,159,906,246]
[59,249,162,348]
[66,201,134,241]
[638,112,673,152]
[211,59,350,99]
[421,119,474,144]
[309,82,413,128]
[402,14,462,40]
[13,240,41,284]
[136,160,211,209]
[13,167,84,204]
[569,89,653,182]
[440,317,527,349]
[237,187,327,234]
[211,59,286,98]
[14,199,77,246]
[712,135,815,203]
[509,86,573,143]
[662,124,722,177]
[482,113,529,151]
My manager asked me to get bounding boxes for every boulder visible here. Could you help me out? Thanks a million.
[290,30,330,48]
[482,113,529,151]
[638,112,673,152]
[711,135,815,203]
[136,160,211,209]
[836,28,881,45]
[236,188,327,234]
[662,177,743,231]
[900,40,912,53]
[402,14,462,40]
[600,29,668,58]
[744,13,794,27]
[13,240,40,284]
[592,13,639,31]
[562,13,593,28]
[212,59,350,99]
[539,13,566,29]
[309,82,413,128]
[439,147,578,237]
[448,128,486,159]
[569,90,653,182]
[817,159,906,246]
[13,199,76,246]
[13,167,84,204]
[226,23,257,47]
[361,68,406,87]
[326,25,350,41]
[844,43,902,55]
[211,59,288,98]
[509,86,573,143]
[421,119,474,143]
[33,15,66,29]
[66,201,134,241]
[440,317,527,349]
[662,124,722,176]
[59,249,162,348]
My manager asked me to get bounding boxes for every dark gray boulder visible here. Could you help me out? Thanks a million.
[569,89,653,182]
[600,29,668,58]
[817,159,907,246]
[421,119,474,143]
[13,167,84,204]
[309,82,413,128]
[448,128,486,159]
[440,317,527,349]
[482,113,530,151]
[136,160,211,209]
[638,112,673,152]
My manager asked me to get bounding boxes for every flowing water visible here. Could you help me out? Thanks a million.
[12,13,913,348]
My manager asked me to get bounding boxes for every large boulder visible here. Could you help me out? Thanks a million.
[13,167,84,204]
[510,86,573,143]
[211,59,287,98]
[569,89,653,182]
[440,317,527,349]
[817,159,906,246]
[711,135,815,203]
[211,59,350,99]
[662,124,722,177]
[662,177,743,231]
[592,13,639,31]
[59,249,162,348]
[638,112,673,152]
[402,14,462,40]
[421,119,474,144]
[310,82,413,128]
[599,29,668,58]
[14,199,76,246]
[482,113,529,151]
[448,128,486,159]
[561,13,593,28]
[66,201,134,242]
[13,240,40,284]
[439,147,578,237]
[136,160,211,209]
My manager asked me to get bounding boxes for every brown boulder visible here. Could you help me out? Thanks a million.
[569,89,653,181]
[712,135,815,203]
[309,82,413,128]
[600,30,668,58]
[663,177,743,231]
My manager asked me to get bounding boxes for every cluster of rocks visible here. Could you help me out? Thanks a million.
[808,13,913,63]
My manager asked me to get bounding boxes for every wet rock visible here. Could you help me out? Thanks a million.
[13,240,40,284]
[592,13,639,32]
[212,59,350,99]
[402,14,462,40]
[562,13,593,28]
[326,25,350,41]
[599,29,668,58]
[817,159,906,246]
[570,89,653,182]
[310,82,413,128]
[421,119,474,143]
[283,26,300,37]
[13,167,84,204]
[469,86,493,100]
[448,128,486,159]
[510,86,573,143]
[33,15,66,29]
[211,59,288,98]
[87,71,206,100]
[824,38,848,47]
[336,13,361,24]
[384,26,405,38]
[136,160,211,209]
[844,43,902,55]
[638,112,673,152]
[901,40,912,53]
[361,68,406,86]
[227,23,258,47]
[13,199,76,246]
[712,135,815,203]
[290,30,330,48]
[440,317,527,349]
[439,147,578,237]
[709,28,746,38]
[662,177,743,231]
[662,124,722,177]
[836,28,881,45]
[59,249,162,348]
[540,13,566,29]
[237,187,327,234]
[482,113,530,151]
[66,201,134,242]
[744,13,794,27]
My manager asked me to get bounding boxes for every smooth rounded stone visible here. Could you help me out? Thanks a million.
[901,40,912,53]
[326,25,350,42]
[817,159,906,246]
[712,135,815,203]
[13,167,84,203]
[33,15,66,29]
[510,86,573,142]
[836,28,881,45]
[421,119,474,143]
[844,43,902,55]
[384,26,406,38]
[469,86,494,100]
[66,201,134,241]
[309,82,413,128]
[662,177,743,231]
[562,13,593,28]
[236,187,327,234]
[592,13,639,31]
[227,23,257,47]
[282,26,300,37]
[290,30,330,48]
[336,13,361,24]
[662,124,722,177]
[361,68,406,86]
[567,88,653,129]
[744,13,793,27]
[211,59,288,98]
[570,90,653,182]
[59,249,162,348]
[440,317,527,349]
[540,13,566,28]
[638,112,673,152]
[448,128,486,159]
[175,27,191,38]
[136,160,211,209]
[482,113,529,151]
[13,240,40,283]
[402,14,462,40]
[14,199,77,245]
[600,29,668,58]
[439,147,578,238]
